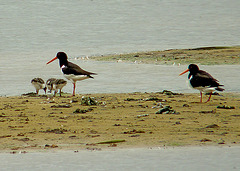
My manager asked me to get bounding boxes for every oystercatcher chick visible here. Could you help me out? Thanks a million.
[179,64,224,103]
[31,78,46,95]
[46,78,57,93]
[46,52,96,96]
[52,79,67,96]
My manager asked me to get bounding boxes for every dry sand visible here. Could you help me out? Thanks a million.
[0,91,239,152]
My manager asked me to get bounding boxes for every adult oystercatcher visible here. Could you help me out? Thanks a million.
[46,52,96,96]
[31,78,47,95]
[52,79,67,97]
[179,64,224,103]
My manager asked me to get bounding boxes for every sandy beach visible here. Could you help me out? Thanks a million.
[1,46,240,152]
[0,91,239,152]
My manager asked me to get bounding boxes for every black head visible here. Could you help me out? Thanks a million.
[188,64,199,72]
[187,64,200,79]
[56,52,68,61]
[47,52,68,66]
[179,64,200,79]
[56,52,68,67]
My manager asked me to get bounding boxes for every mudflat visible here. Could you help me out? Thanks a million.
[0,91,239,151]
[91,46,240,65]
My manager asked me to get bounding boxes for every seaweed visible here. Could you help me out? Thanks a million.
[81,96,98,106]
[96,139,126,144]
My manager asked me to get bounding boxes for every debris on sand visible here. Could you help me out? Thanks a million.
[0,135,12,138]
[21,92,37,97]
[96,139,126,144]
[81,96,98,106]
[45,144,58,148]
[18,138,30,142]
[183,104,190,107]
[137,114,149,118]
[41,128,68,134]
[206,124,219,128]
[70,98,79,103]
[155,105,179,114]
[123,129,145,134]
[199,110,216,114]
[200,138,212,142]
[217,105,235,109]
[144,97,164,101]
[73,108,93,114]
[152,103,164,108]
[51,104,72,108]
[124,98,139,101]
[161,90,183,96]
[86,147,102,151]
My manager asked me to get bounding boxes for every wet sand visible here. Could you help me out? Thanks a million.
[91,46,240,65]
[0,91,239,152]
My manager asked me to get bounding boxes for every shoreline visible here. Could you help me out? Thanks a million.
[0,91,239,152]
[90,46,240,65]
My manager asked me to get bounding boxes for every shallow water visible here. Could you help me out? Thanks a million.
[1,146,240,171]
[1,60,239,96]
[1,0,240,57]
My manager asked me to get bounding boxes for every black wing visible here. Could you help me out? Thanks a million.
[62,62,96,76]
[190,70,222,87]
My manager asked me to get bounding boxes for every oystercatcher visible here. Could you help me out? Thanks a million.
[46,52,96,96]
[179,64,224,103]
[31,78,47,95]
[52,79,67,96]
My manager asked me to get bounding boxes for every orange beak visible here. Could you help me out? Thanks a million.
[46,57,58,65]
[179,69,189,76]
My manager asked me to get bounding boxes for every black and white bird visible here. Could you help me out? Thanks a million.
[31,78,46,95]
[46,52,96,96]
[179,64,224,103]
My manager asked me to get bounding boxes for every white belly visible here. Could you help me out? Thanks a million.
[32,82,44,90]
[64,74,89,83]
[194,86,216,93]
[53,83,67,90]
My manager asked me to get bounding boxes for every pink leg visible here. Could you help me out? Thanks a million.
[72,82,76,96]
[205,92,212,103]
[200,92,202,103]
